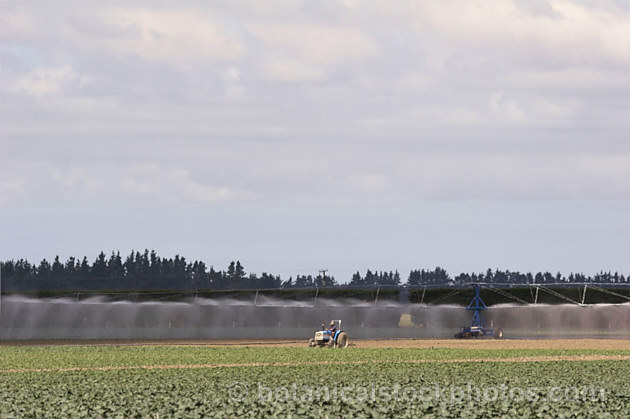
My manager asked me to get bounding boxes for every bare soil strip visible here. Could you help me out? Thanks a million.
[118,338,630,351]
[4,338,630,350]
[0,339,306,348]
[350,338,630,350]
[147,338,630,350]
[2,354,628,374]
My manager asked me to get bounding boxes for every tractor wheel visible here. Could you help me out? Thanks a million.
[336,332,349,348]
[308,338,315,347]
[494,328,503,339]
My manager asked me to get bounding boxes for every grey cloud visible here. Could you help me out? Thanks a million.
[512,0,562,18]
[64,13,142,40]
[1,1,629,275]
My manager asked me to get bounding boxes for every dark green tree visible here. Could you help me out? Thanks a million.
[92,251,109,277]
[294,275,314,288]
[124,251,136,276]
[349,271,364,286]
[108,252,124,277]
[235,261,246,279]
[65,256,77,276]
[282,276,294,288]
[51,255,64,277]
[36,259,52,279]
[150,250,161,276]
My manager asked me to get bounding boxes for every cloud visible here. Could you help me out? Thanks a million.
[10,66,88,97]
[64,13,141,40]
[0,178,26,208]
[0,7,34,37]
[489,92,526,123]
[1,1,629,276]
[47,163,253,205]
[248,23,378,82]
[261,60,327,82]
[121,166,250,204]
[64,9,246,66]
[513,0,562,18]
[409,0,630,68]
[1,0,629,208]
[347,174,388,192]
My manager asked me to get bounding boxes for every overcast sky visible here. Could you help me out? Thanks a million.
[1,0,629,282]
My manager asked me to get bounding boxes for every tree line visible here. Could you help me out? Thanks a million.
[0,250,628,292]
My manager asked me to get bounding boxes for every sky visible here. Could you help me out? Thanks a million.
[1,0,629,282]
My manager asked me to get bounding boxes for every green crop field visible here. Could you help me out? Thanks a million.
[1,345,629,417]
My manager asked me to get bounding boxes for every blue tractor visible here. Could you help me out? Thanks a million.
[308,320,349,348]
[454,284,503,339]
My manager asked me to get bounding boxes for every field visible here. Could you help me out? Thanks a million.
[1,339,630,417]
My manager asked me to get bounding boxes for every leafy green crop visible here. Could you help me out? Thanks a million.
[1,345,626,370]
[1,345,629,417]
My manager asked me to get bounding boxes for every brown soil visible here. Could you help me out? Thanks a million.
[349,338,630,351]
[139,338,630,350]
[2,338,630,350]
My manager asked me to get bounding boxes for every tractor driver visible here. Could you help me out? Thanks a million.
[328,321,336,335]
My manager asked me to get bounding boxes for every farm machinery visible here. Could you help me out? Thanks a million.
[454,284,503,339]
[308,320,349,348]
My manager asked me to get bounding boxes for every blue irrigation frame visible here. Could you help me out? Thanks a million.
[467,283,487,328]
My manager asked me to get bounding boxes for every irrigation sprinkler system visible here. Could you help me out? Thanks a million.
[455,284,503,339]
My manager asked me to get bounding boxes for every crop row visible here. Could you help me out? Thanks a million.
[1,346,629,417]
[1,345,626,370]
[2,360,628,417]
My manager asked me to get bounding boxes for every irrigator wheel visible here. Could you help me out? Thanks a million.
[494,328,503,339]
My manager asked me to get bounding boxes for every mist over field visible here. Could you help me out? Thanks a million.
[2,295,629,340]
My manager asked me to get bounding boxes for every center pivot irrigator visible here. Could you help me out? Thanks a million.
[454,284,503,339]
